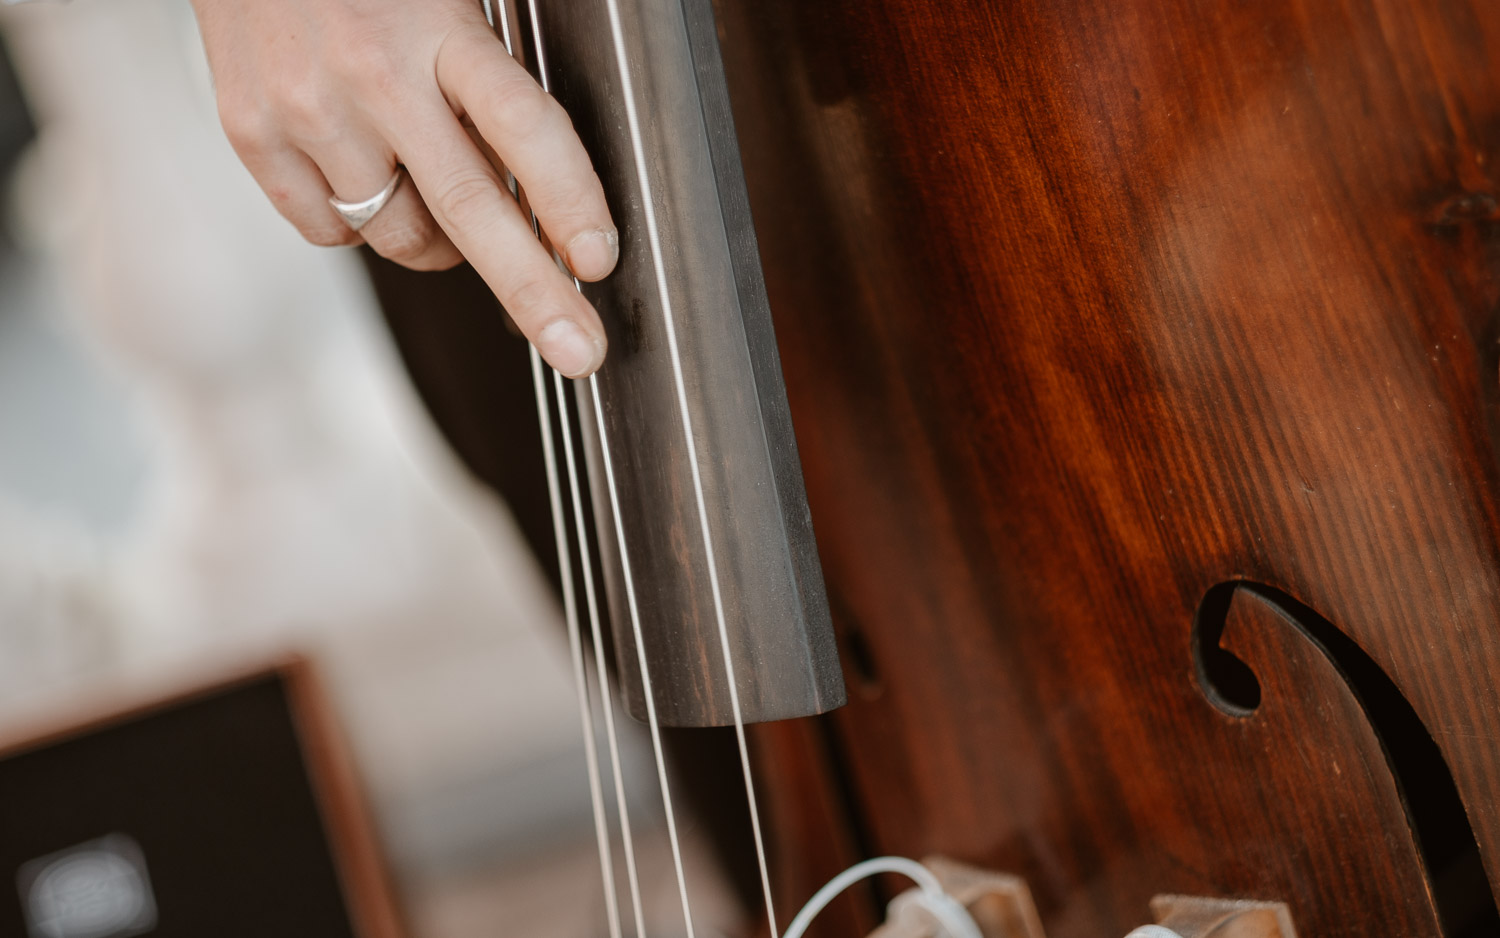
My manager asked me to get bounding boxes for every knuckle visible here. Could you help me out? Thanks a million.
[415,251,464,272]
[403,245,464,272]
[432,172,501,230]
[550,184,603,231]
[331,31,401,95]
[274,79,339,141]
[265,184,301,210]
[217,96,275,156]
[362,54,403,98]
[488,77,558,140]
[302,223,359,247]
[436,22,498,78]
[372,220,435,262]
[503,274,556,321]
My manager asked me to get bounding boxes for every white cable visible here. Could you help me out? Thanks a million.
[781,857,983,938]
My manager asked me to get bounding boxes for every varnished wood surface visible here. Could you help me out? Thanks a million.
[709,0,1500,934]
[375,0,1500,933]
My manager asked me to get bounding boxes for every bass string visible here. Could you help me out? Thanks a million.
[592,0,781,934]
[502,0,780,935]
[587,372,698,938]
[517,6,652,936]
[505,1,695,936]
[552,365,650,938]
[485,4,633,938]
[529,347,624,938]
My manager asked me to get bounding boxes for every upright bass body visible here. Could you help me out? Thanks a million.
[373,0,1500,934]
[704,0,1500,935]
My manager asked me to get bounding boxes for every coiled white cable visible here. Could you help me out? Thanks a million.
[782,857,984,938]
[783,857,1192,938]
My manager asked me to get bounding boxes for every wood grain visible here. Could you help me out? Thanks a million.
[374,0,1500,932]
[709,0,1500,934]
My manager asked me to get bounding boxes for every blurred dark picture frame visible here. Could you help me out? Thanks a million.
[0,655,406,938]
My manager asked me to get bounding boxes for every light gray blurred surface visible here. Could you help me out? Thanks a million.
[0,0,676,919]
[0,251,149,534]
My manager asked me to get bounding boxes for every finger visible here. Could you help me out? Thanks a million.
[433,25,618,282]
[363,179,464,270]
[392,102,607,377]
[233,139,364,248]
[309,136,463,271]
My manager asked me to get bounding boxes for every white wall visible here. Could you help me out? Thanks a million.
[0,0,655,881]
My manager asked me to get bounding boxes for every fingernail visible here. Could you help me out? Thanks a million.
[566,227,619,280]
[538,319,605,377]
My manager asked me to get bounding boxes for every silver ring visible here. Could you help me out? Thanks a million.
[328,166,403,232]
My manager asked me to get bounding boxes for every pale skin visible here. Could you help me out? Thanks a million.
[189,0,617,378]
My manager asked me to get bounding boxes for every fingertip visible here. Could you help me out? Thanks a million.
[537,317,607,378]
[564,227,620,282]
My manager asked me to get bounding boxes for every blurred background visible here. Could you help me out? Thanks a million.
[0,1,740,935]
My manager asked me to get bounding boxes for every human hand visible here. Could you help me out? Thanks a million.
[189,0,615,377]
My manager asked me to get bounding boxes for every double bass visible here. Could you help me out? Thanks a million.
[369,0,1500,935]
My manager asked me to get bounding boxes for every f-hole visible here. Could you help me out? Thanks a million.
[1193,581,1499,938]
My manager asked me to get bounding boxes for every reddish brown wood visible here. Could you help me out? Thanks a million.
[708,0,1500,935]
[282,658,408,938]
[371,0,1500,932]
[753,717,880,938]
